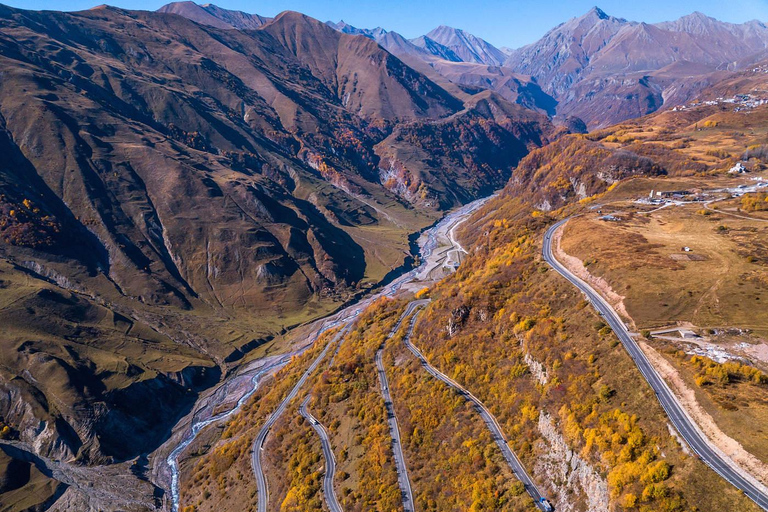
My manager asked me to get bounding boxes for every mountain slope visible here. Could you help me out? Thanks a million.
[326,19,386,40]
[157,1,270,29]
[505,7,768,127]
[505,7,630,97]
[0,2,552,477]
[409,35,462,62]
[425,25,506,66]
[323,19,557,115]
[262,11,462,121]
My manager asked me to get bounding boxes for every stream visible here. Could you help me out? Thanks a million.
[164,194,493,511]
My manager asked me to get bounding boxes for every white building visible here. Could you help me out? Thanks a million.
[729,162,747,174]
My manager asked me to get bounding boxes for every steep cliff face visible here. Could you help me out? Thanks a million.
[535,412,610,512]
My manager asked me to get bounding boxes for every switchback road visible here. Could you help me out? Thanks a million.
[543,218,768,511]
[401,304,551,511]
[164,195,502,512]
[253,328,347,512]
[299,396,343,512]
[374,301,425,512]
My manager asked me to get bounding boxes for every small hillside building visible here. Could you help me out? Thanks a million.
[729,162,747,174]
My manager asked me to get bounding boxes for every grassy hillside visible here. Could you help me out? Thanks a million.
[177,171,763,512]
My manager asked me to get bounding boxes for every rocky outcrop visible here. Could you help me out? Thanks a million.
[0,361,219,464]
[523,352,548,386]
[446,305,470,337]
[535,411,610,512]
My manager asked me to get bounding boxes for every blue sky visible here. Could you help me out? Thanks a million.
[5,0,768,48]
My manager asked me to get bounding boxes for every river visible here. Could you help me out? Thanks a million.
[163,194,494,511]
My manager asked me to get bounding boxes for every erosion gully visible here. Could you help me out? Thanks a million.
[161,195,493,511]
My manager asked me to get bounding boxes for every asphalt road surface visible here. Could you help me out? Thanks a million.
[252,328,347,512]
[401,303,551,511]
[299,396,343,512]
[543,218,768,511]
[165,195,494,512]
[374,301,425,512]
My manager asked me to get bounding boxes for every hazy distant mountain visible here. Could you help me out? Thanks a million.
[326,19,387,39]
[594,12,768,72]
[505,7,630,97]
[325,19,503,67]
[325,20,461,63]
[505,7,768,127]
[425,25,506,66]
[157,1,271,29]
[410,35,462,62]
[322,19,555,114]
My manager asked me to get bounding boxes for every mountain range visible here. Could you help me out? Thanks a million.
[328,6,768,127]
[159,3,768,127]
[0,0,551,473]
[2,2,768,511]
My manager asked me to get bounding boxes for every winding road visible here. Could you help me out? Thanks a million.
[161,195,495,512]
[299,396,343,512]
[252,327,347,512]
[400,304,550,510]
[543,218,768,511]
[374,301,424,512]
[704,201,768,223]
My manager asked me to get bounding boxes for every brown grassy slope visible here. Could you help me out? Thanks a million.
[0,4,419,314]
[0,0,553,358]
[0,2,551,470]
[659,350,768,466]
[423,193,761,511]
[0,259,218,464]
[0,447,64,512]
[261,11,462,122]
[505,135,665,210]
[560,203,768,334]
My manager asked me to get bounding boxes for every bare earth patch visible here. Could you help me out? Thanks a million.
[553,224,635,329]
[640,341,768,488]
[670,253,707,261]
[744,342,768,367]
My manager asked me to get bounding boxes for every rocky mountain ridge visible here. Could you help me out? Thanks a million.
[0,1,552,485]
